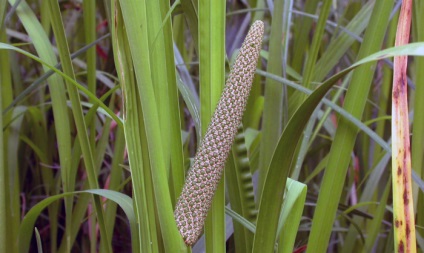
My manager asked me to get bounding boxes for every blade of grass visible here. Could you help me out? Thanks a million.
[157,0,185,208]
[116,1,187,252]
[391,0,416,251]
[226,126,257,252]
[290,106,320,181]
[198,0,226,251]
[18,190,137,253]
[256,70,391,153]
[372,10,397,178]
[180,0,198,53]
[56,87,126,253]
[0,43,123,126]
[138,106,160,253]
[82,0,97,190]
[258,0,285,196]
[289,0,332,127]
[111,3,153,252]
[254,58,357,252]
[225,206,256,233]
[82,0,97,107]
[6,0,74,251]
[254,40,424,253]
[0,37,6,253]
[384,226,396,252]
[253,58,342,253]
[176,73,201,139]
[251,0,266,22]
[276,178,307,253]
[104,123,126,239]
[145,0,173,175]
[412,0,424,233]
[0,0,6,28]
[290,0,319,73]
[47,2,112,252]
[0,23,14,252]
[342,150,391,251]
[362,180,391,252]
[22,106,58,252]
[34,228,43,253]
[7,106,26,252]
[279,0,293,129]
[2,33,113,115]
[95,100,116,253]
[134,8,183,249]
[312,1,374,82]
[306,0,393,251]
[300,0,331,91]
[82,2,99,251]
[281,0,293,81]
[225,152,249,253]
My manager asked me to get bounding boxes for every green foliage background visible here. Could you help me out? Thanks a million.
[1,0,424,252]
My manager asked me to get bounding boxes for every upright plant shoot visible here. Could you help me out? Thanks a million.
[391,0,416,252]
[174,20,264,246]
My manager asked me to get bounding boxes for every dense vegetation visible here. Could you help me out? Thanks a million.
[1,0,423,252]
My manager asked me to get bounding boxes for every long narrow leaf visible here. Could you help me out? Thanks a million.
[307,1,394,251]
[254,40,424,253]
[391,0,416,251]
[18,190,136,253]
[198,1,226,251]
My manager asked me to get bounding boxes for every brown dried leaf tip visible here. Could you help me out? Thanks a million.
[174,20,264,246]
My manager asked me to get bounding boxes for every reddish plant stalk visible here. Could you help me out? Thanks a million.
[391,0,417,252]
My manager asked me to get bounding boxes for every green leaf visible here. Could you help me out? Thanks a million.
[276,178,307,253]
[18,190,136,253]
[307,1,394,251]
[0,43,123,126]
[258,0,286,196]
[198,0,226,250]
[253,41,424,253]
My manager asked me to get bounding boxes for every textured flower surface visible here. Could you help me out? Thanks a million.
[174,20,264,246]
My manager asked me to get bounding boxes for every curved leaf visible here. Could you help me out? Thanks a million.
[277,178,307,253]
[252,42,424,252]
[18,190,135,253]
[0,43,123,127]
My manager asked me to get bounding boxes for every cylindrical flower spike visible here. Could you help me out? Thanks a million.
[174,20,264,246]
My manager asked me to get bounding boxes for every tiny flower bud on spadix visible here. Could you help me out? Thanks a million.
[174,20,264,246]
